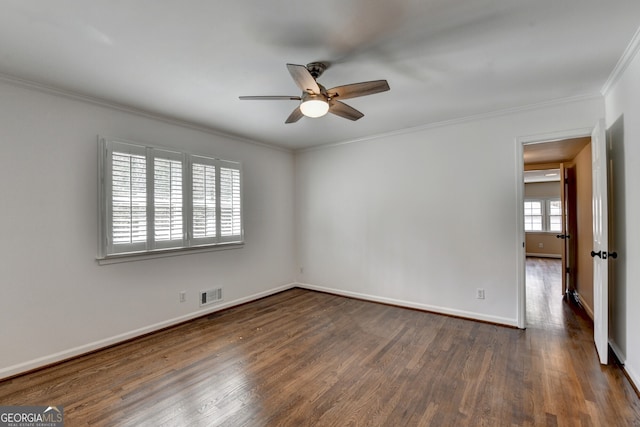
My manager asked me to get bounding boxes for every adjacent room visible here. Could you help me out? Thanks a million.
[1,1,640,425]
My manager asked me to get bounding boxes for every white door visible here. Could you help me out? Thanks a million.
[592,119,609,365]
[559,163,568,296]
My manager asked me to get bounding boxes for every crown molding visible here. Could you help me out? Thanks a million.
[297,93,601,153]
[0,73,293,154]
[601,25,640,95]
[0,70,605,155]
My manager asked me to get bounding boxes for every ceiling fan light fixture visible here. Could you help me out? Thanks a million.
[299,95,329,118]
[239,62,390,123]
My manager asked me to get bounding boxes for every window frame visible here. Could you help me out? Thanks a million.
[98,136,244,262]
[524,198,562,233]
[523,199,544,232]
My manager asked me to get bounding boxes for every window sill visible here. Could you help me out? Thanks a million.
[97,242,244,265]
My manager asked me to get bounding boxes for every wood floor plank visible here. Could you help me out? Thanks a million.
[1,261,640,425]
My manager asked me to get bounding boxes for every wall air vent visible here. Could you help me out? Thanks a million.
[200,288,223,306]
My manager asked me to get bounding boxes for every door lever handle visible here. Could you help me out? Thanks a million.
[591,250,618,259]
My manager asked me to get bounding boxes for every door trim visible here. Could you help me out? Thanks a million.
[515,127,593,329]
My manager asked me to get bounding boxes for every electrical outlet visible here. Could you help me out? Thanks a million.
[476,288,485,299]
[179,291,186,303]
[538,242,544,248]
[300,266,304,274]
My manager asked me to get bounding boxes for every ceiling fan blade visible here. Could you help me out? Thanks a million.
[286,63,320,94]
[239,95,301,101]
[327,80,390,100]
[285,106,304,124]
[328,100,364,121]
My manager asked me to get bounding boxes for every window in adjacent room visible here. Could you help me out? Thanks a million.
[524,199,562,232]
[98,137,243,259]
[547,200,562,232]
[524,200,543,231]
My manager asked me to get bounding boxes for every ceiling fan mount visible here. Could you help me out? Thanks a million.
[239,62,390,123]
[306,61,328,79]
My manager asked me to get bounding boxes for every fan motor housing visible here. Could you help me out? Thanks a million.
[306,62,328,79]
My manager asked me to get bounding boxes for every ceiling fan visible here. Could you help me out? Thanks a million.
[239,62,390,123]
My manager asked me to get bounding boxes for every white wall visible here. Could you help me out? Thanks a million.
[0,81,296,378]
[524,181,561,198]
[604,39,640,389]
[295,97,604,326]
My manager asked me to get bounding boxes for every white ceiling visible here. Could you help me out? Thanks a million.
[1,1,639,150]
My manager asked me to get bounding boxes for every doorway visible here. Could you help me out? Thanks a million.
[518,133,593,328]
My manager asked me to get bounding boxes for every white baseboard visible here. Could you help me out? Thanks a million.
[573,291,594,319]
[610,340,626,364]
[295,282,519,327]
[609,340,640,393]
[624,364,640,394]
[0,283,297,381]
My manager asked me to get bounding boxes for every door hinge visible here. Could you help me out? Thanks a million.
[566,267,570,274]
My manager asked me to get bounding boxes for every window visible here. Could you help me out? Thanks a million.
[191,156,218,244]
[524,200,543,231]
[548,200,562,232]
[98,137,243,259]
[524,199,562,232]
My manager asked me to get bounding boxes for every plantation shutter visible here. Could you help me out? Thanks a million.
[152,150,185,249]
[219,164,242,242]
[108,141,148,254]
[192,156,217,244]
[99,137,244,259]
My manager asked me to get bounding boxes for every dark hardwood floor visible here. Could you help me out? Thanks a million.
[1,260,640,426]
